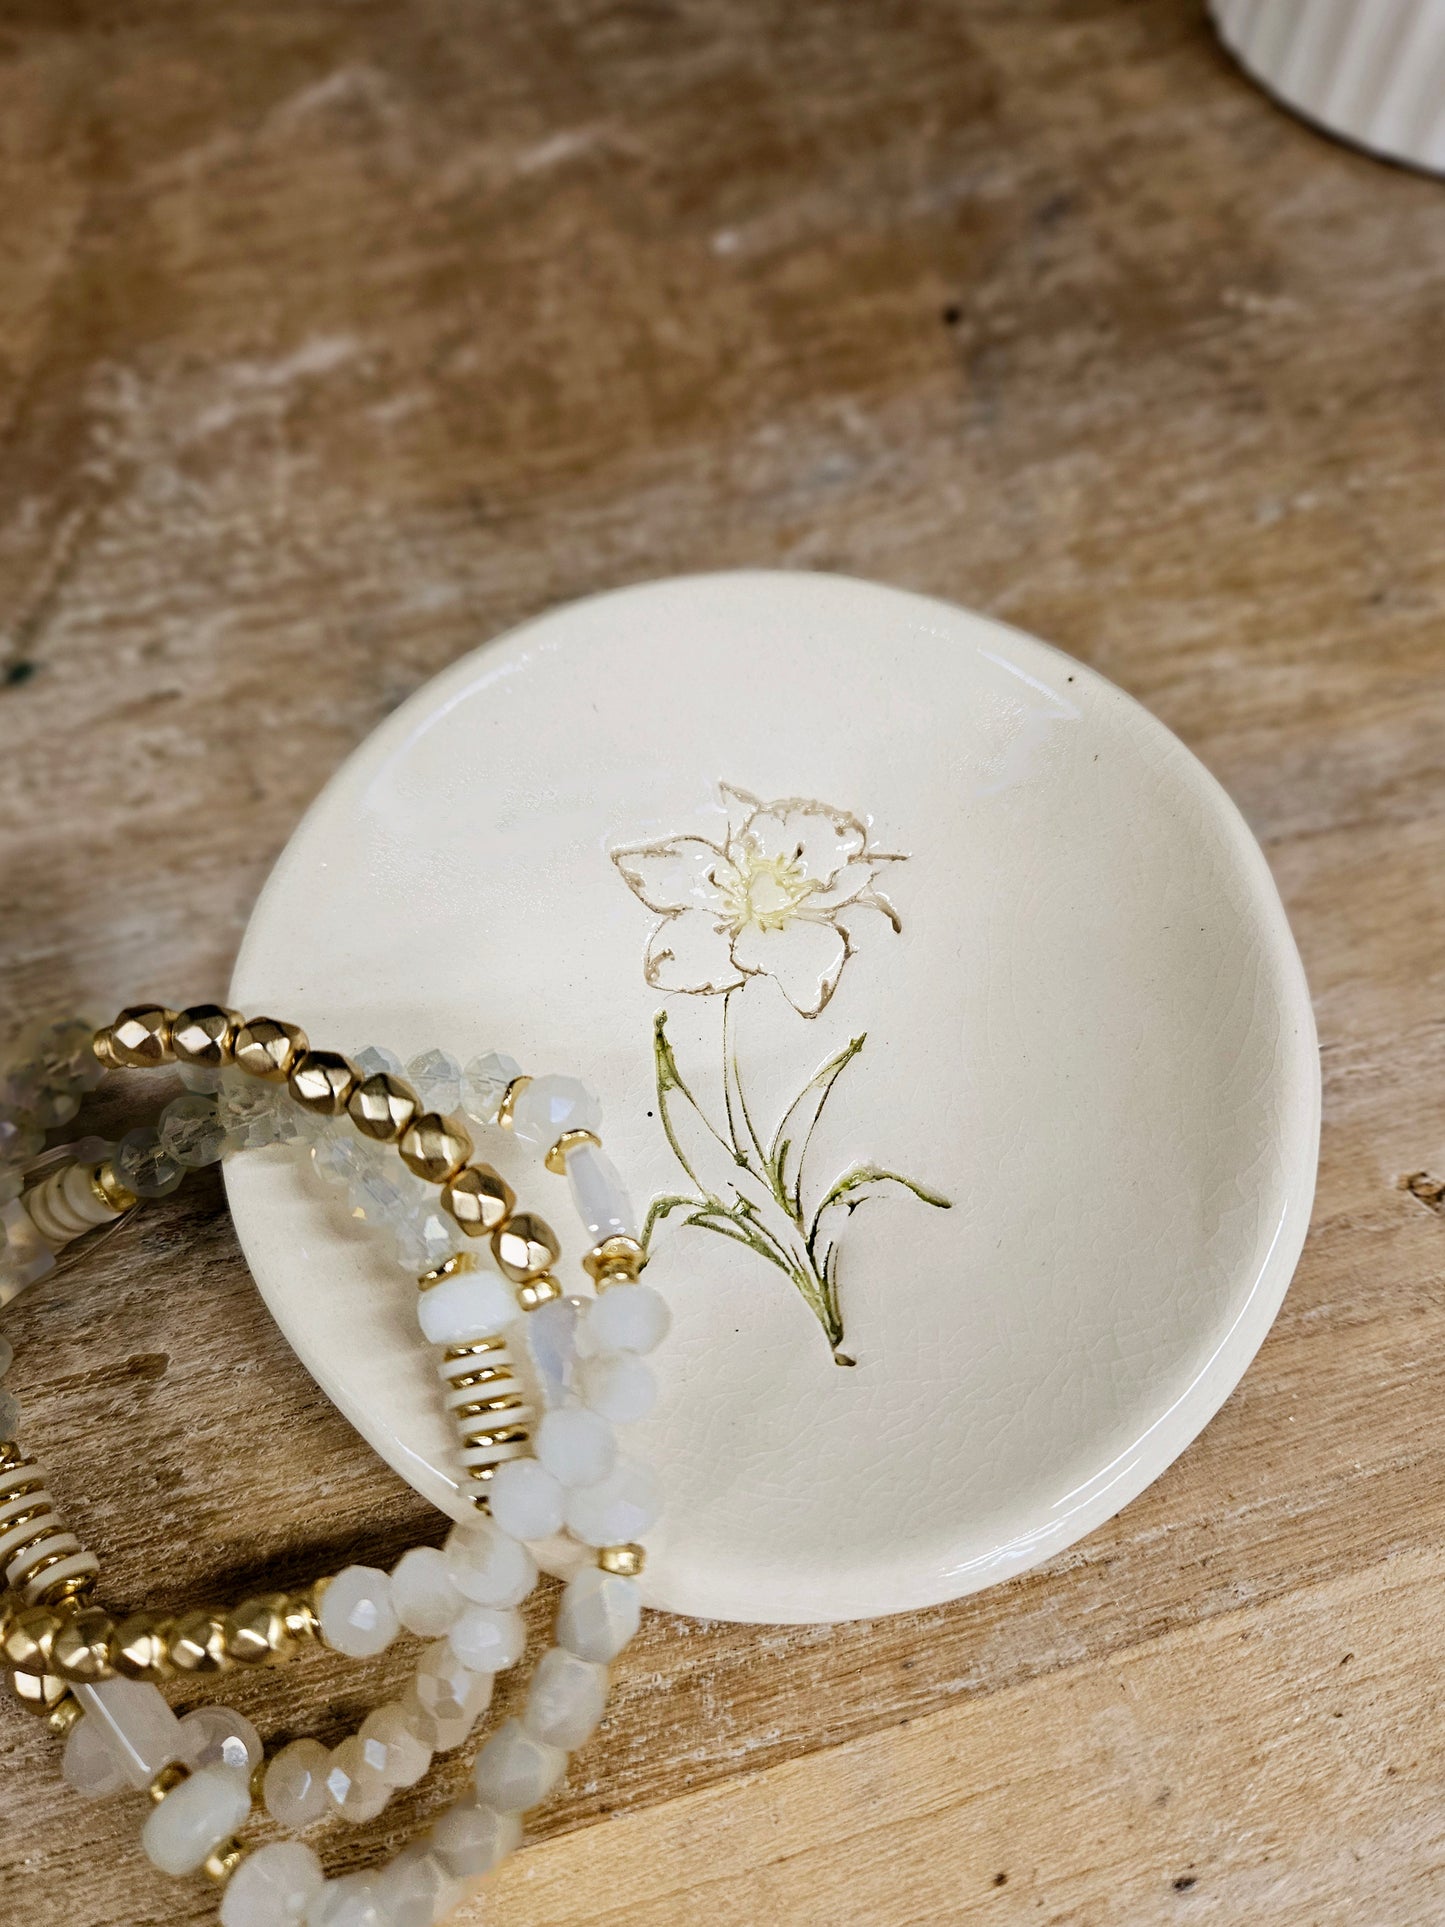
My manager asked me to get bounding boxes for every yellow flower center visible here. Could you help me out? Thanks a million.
[717,846,817,934]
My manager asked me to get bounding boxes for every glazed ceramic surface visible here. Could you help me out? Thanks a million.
[228,572,1320,1624]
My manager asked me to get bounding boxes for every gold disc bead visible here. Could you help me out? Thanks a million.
[496,1076,532,1131]
[223,1595,294,1666]
[50,1608,118,1682]
[171,1004,241,1068]
[288,1050,359,1116]
[149,1762,191,1803]
[492,1211,561,1283]
[348,1072,419,1142]
[169,1609,229,1673]
[114,1612,176,1679]
[544,1128,600,1176]
[48,1694,83,1738]
[399,1112,472,1185]
[91,1162,139,1214]
[441,1163,515,1238]
[1,1605,62,1674]
[583,1234,647,1287]
[516,1273,563,1312]
[282,1583,327,1646]
[204,1840,245,1884]
[109,1004,177,1067]
[233,1017,308,1083]
[597,1543,647,1577]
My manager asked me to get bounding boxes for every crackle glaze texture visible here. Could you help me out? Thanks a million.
[3,0,1444,1921]
[228,572,1320,1623]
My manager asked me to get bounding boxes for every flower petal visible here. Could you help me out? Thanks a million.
[730,915,849,1017]
[737,800,867,887]
[645,911,746,996]
[806,859,878,911]
[613,838,735,915]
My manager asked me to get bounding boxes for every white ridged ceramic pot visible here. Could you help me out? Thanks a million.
[1211,0,1445,175]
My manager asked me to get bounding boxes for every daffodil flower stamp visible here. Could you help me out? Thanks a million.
[612,783,951,1364]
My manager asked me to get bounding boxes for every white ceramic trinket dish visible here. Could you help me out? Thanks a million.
[228,572,1320,1624]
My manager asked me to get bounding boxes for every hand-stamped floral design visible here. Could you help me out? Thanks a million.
[612,783,950,1365]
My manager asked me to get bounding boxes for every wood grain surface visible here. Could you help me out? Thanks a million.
[2,2,1443,1922]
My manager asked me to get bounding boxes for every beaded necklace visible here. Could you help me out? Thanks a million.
[0,1004,667,1927]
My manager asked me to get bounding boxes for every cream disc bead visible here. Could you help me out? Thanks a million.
[447,1603,526,1675]
[555,1566,642,1663]
[359,1702,432,1789]
[390,1545,466,1637]
[142,1763,251,1876]
[324,1736,391,1824]
[412,1638,494,1730]
[219,1841,325,1927]
[472,1717,567,1812]
[179,1703,263,1776]
[318,1566,399,1658]
[264,1737,332,1829]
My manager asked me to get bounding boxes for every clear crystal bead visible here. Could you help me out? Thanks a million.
[353,1044,404,1079]
[159,1094,226,1169]
[217,1070,298,1152]
[460,1051,522,1127]
[0,1116,43,1167]
[28,1017,104,1096]
[393,1204,460,1275]
[405,1048,461,1115]
[114,1127,184,1199]
[509,1074,602,1151]
[583,1283,671,1356]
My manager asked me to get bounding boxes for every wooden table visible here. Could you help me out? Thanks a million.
[3,2,1443,1921]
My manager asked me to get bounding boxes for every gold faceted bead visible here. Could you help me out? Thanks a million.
[171,1004,241,1068]
[234,1016,308,1082]
[223,1595,294,1666]
[109,1004,176,1067]
[288,1049,359,1115]
[91,1026,123,1070]
[516,1273,563,1312]
[114,1611,176,1679]
[597,1543,647,1578]
[169,1609,229,1673]
[583,1234,646,1287]
[441,1163,515,1237]
[282,1585,325,1645]
[8,1668,69,1714]
[399,1112,472,1185]
[50,1608,118,1682]
[348,1072,419,1142]
[492,1210,561,1283]
[1,1605,62,1674]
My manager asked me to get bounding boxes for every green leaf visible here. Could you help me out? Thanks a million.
[640,1192,706,1250]
[766,1033,867,1217]
[653,1009,754,1205]
[808,1164,952,1249]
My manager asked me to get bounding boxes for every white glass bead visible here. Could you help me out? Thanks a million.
[0,1167,21,1211]
[62,1710,128,1800]
[73,1677,182,1789]
[374,1846,464,1927]
[264,1737,332,1829]
[523,1646,610,1750]
[0,1334,11,1378]
[393,1205,461,1275]
[0,1388,20,1435]
[220,1841,326,1927]
[431,1794,523,1878]
[416,1270,516,1347]
[524,1294,580,1408]
[564,1141,637,1242]
[142,1763,251,1876]
[473,1717,567,1812]
[486,1457,564,1542]
[159,1094,226,1168]
[391,1545,466,1637]
[535,1406,616,1489]
[412,1638,495,1729]
[563,1459,662,1547]
[353,1045,404,1079]
[460,1051,522,1126]
[583,1283,670,1355]
[179,1704,263,1776]
[319,1565,400,1659]
[399,1681,479,1756]
[509,1074,602,1151]
[306,1876,384,1927]
[448,1602,526,1675]
[406,1049,462,1115]
[325,1736,391,1824]
[578,1351,657,1424]
[358,1702,432,1789]
[443,1520,537,1609]
[555,1567,642,1663]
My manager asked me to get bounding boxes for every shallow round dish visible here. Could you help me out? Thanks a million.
[228,571,1319,1624]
